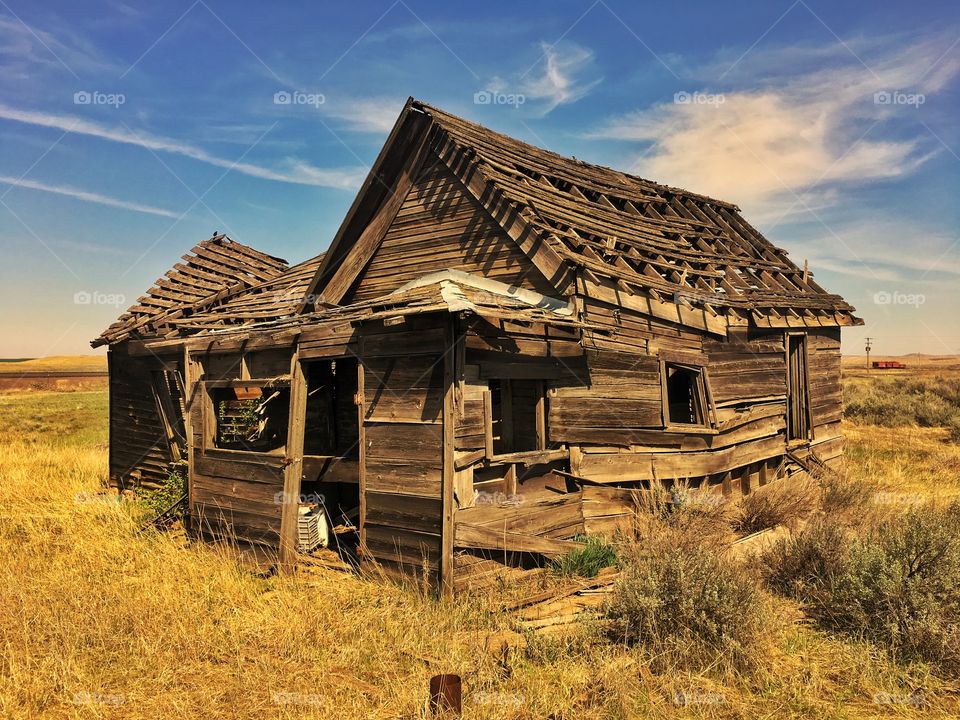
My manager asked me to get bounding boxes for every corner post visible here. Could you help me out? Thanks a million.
[279,341,307,572]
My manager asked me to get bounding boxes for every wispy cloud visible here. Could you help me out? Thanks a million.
[0,15,120,80]
[493,41,601,115]
[590,34,959,216]
[320,95,404,134]
[0,175,178,217]
[0,104,366,189]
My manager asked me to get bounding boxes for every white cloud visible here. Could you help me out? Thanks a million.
[590,34,959,215]
[0,175,178,217]
[320,96,405,134]
[0,104,367,189]
[491,41,601,115]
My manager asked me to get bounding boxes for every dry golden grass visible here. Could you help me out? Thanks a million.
[0,355,107,375]
[3,388,960,718]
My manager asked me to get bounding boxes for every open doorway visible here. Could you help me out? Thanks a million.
[786,334,810,441]
[299,357,361,563]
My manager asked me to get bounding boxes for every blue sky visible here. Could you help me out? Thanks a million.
[0,0,957,357]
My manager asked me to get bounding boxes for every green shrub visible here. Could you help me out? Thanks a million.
[763,502,960,674]
[141,466,188,521]
[607,534,767,674]
[553,535,617,578]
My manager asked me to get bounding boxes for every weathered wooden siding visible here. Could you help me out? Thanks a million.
[187,347,293,548]
[808,328,843,464]
[358,316,448,586]
[108,345,183,490]
[344,157,555,304]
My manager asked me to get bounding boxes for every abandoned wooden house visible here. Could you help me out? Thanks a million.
[94,98,862,594]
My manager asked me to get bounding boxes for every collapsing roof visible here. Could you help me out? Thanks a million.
[94,235,289,347]
[94,98,860,348]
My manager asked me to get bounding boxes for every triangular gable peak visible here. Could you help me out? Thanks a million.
[300,99,861,335]
[93,234,288,347]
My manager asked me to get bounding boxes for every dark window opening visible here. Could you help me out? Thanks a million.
[210,385,290,452]
[665,364,707,425]
[488,378,546,455]
[304,358,359,457]
[787,335,810,441]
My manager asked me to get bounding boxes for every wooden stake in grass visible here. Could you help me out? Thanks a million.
[429,674,461,716]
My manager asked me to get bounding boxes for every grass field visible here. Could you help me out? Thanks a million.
[2,358,960,718]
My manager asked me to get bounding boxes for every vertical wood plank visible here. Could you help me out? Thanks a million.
[535,380,546,451]
[482,389,494,461]
[279,344,306,572]
[182,347,195,534]
[357,360,367,554]
[440,318,457,599]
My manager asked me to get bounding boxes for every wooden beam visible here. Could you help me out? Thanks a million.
[440,317,458,599]
[278,344,306,572]
[435,136,570,292]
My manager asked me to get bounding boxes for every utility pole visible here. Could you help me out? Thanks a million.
[865,337,873,371]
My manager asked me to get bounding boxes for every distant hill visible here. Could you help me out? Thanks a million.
[0,355,108,375]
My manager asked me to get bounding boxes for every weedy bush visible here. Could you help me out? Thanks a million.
[733,475,819,535]
[763,501,960,675]
[637,481,735,546]
[819,471,874,517]
[606,527,768,674]
[949,416,960,445]
[761,520,851,599]
[141,465,187,520]
[553,535,618,578]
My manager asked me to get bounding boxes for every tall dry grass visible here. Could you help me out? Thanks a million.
[2,390,960,718]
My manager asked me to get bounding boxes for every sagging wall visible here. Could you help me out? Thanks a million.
[108,344,185,491]
[186,346,294,548]
[173,316,457,583]
[448,299,846,586]
[357,314,450,587]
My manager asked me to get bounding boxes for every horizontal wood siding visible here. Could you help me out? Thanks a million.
[109,346,180,490]
[344,158,555,304]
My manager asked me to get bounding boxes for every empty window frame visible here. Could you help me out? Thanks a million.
[484,379,547,456]
[207,384,290,453]
[662,363,712,427]
[303,358,359,457]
